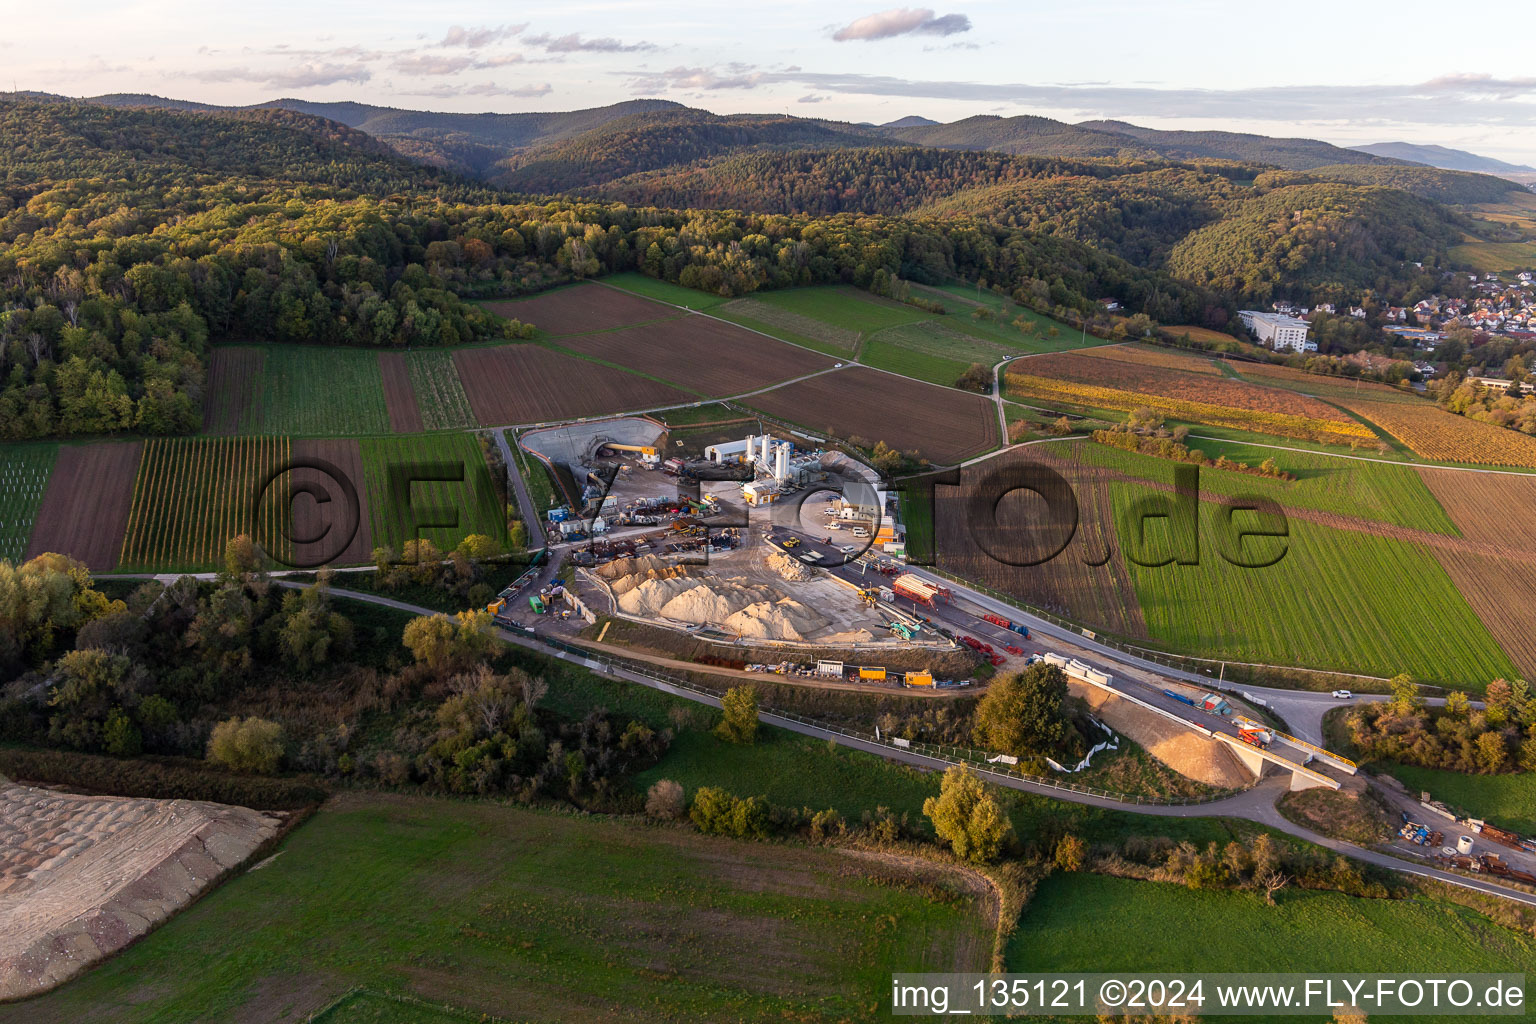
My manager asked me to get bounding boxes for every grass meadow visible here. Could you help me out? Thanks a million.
[0,793,992,1024]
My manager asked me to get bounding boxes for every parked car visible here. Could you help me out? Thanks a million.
[1331,689,1352,699]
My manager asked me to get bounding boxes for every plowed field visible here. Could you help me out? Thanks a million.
[25,442,142,571]
[453,346,693,426]
[748,367,999,464]
[482,283,679,336]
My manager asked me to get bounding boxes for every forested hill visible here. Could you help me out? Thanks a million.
[0,98,490,197]
[490,109,882,192]
[1070,120,1396,170]
[0,98,1223,443]
[1165,182,1462,300]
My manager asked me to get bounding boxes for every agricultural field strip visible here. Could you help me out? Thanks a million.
[597,280,1027,409]
[403,350,476,430]
[1107,480,1517,682]
[1069,439,1459,535]
[0,445,55,563]
[120,438,292,570]
[1025,439,1535,564]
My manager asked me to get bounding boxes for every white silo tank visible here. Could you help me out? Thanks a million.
[774,443,789,481]
[744,434,757,463]
[760,434,772,464]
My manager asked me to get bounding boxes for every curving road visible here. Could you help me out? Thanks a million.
[274,580,1536,908]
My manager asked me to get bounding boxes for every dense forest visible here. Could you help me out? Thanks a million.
[0,98,1223,440]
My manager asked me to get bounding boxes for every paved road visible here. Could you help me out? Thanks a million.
[489,428,548,552]
[274,579,1536,907]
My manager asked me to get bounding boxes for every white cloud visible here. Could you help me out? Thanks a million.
[401,80,552,98]
[525,32,655,53]
[391,54,477,76]
[832,8,972,42]
[190,62,372,88]
[628,66,764,91]
[439,24,526,48]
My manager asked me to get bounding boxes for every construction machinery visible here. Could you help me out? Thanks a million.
[782,536,801,549]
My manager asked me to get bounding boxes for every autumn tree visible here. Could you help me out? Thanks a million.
[973,662,1071,759]
[923,765,1013,864]
[207,716,285,774]
[715,686,759,744]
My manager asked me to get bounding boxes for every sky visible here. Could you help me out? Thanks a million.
[10,0,1536,164]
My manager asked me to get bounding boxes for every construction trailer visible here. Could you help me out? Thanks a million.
[891,574,950,606]
[904,671,934,687]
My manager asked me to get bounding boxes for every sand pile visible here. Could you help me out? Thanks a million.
[1070,683,1250,788]
[596,553,673,580]
[614,571,829,640]
[767,551,814,582]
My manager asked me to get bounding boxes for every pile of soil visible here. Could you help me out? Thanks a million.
[0,781,283,999]
[1071,683,1251,788]
[767,551,815,582]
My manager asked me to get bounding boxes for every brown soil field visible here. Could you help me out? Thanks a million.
[1416,467,1536,546]
[1337,396,1536,467]
[1014,351,1354,423]
[290,438,375,566]
[1426,547,1536,678]
[1074,343,1220,375]
[1235,362,1422,406]
[746,366,999,464]
[0,781,282,1000]
[1416,468,1536,675]
[934,447,1148,638]
[453,345,694,426]
[378,352,424,433]
[202,347,264,434]
[554,315,835,396]
[482,283,680,336]
[25,442,142,570]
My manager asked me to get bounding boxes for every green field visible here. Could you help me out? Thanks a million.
[0,443,55,563]
[404,350,475,429]
[249,346,391,436]
[1449,240,1536,273]
[360,433,506,553]
[916,282,1110,352]
[716,286,931,356]
[602,271,728,310]
[0,793,991,1024]
[119,436,293,571]
[506,430,557,517]
[859,335,976,387]
[1064,436,1460,534]
[1109,480,1516,685]
[1385,763,1536,834]
[1012,873,1536,983]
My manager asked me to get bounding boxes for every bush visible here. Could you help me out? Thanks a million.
[1053,834,1087,872]
[689,786,773,840]
[645,779,686,820]
[207,717,285,775]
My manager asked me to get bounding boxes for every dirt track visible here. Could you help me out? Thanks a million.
[25,442,142,570]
